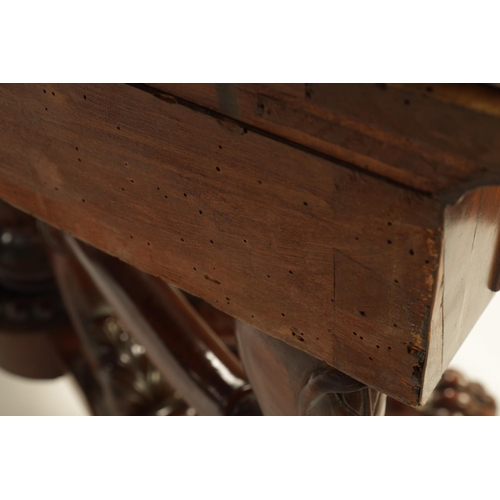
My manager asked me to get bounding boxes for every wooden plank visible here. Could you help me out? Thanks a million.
[442,186,500,367]
[0,83,444,405]
[150,83,500,200]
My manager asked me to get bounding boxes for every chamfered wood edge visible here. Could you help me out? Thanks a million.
[145,83,500,204]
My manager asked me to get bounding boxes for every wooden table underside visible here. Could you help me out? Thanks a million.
[1,83,499,406]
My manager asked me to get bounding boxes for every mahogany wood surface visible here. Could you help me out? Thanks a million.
[150,83,500,200]
[0,83,499,406]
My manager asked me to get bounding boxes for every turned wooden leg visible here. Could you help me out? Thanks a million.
[236,321,386,416]
[0,200,72,380]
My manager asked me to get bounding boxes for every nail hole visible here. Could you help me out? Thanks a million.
[218,145,222,149]
[394,279,399,284]
[78,158,81,162]
[353,332,357,336]
[193,267,197,271]
[388,347,392,351]
[180,238,184,242]
[75,147,79,151]
[387,240,392,244]
[81,199,85,203]
[289,270,293,275]
[43,89,46,93]
[52,92,55,96]
[404,99,410,105]
[360,337,364,340]
[376,345,380,349]
[426,86,433,92]
[210,240,214,244]
[303,201,308,206]
[199,210,203,215]
[215,167,220,172]
[130,179,134,183]
[117,126,121,130]
[83,95,87,100]
[243,239,247,243]
[267,275,270,278]
[157,187,160,190]
[147,242,150,246]
[130,235,133,239]
[394,323,397,327]
[369,357,373,361]
[409,249,415,255]
[359,311,366,317]
[425,260,430,264]
[121,187,125,191]
[164,195,168,199]
[258,180,262,184]
[387,222,392,226]
[355,237,359,241]
[281,313,285,317]
[184,193,187,197]
[45,107,48,111]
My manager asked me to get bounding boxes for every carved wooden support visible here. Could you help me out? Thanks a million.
[44,226,261,416]
[236,321,386,416]
[386,369,497,416]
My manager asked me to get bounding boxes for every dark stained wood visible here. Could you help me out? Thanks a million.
[0,200,69,379]
[236,321,386,416]
[150,83,500,200]
[59,233,259,416]
[0,84,499,406]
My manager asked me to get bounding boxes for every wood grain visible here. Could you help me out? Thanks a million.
[0,83,446,405]
[1,84,499,406]
[149,83,500,200]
